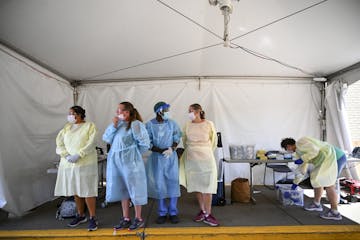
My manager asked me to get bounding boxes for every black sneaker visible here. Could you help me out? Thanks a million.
[68,215,87,227]
[88,217,98,231]
[169,215,179,224]
[156,215,167,224]
[114,218,131,230]
[128,218,144,231]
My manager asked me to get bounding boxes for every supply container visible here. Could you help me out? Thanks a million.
[245,145,255,159]
[229,145,245,160]
[276,184,304,206]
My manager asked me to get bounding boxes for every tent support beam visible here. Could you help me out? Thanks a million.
[71,81,80,105]
[327,61,360,83]
[76,76,312,85]
[319,82,327,141]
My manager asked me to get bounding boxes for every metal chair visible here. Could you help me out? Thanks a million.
[263,152,292,189]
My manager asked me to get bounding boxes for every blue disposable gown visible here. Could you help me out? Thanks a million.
[102,120,150,205]
[145,118,182,199]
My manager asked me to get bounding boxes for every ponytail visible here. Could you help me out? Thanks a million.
[200,110,205,119]
[120,101,143,130]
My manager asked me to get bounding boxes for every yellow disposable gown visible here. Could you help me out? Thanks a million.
[54,122,98,197]
[293,136,337,188]
[179,120,217,194]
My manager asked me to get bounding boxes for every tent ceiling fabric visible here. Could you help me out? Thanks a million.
[0,0,360,81]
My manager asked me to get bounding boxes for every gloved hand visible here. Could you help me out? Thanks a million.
[66,154,80,163]
[162,147,173,158]
[151,146,166,153]
[294,159,303,165]
[291,184,298,190]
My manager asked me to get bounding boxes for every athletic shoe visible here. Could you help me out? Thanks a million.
[114,218,131,230]
[320,210,342,221]
[88,217,98,231]
[203,214,219,227]
[156,215,167,224]
[169,215,179,224]
[128,218,144,231]
[68,215,87,227]
[193,210,206,222]
[304,202,323,212]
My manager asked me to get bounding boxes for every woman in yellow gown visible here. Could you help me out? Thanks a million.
[55,106,98,231]
[179,103,219,226]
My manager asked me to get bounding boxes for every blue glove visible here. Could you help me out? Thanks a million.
[291,184,298,190]
[66,154,80,163]
[294,159,303,165]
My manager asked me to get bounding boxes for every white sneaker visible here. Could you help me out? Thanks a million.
[304,202,323,212]
[320,210,342,221]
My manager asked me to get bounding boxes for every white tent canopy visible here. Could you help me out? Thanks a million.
[0,0,359,216]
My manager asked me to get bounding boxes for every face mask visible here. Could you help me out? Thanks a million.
[162,112,170,120]
[118,114,125,120]
[188,112,196,121]
[67,115,76,124]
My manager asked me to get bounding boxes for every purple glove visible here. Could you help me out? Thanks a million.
[294,159,303,165]
[291,184,298,190]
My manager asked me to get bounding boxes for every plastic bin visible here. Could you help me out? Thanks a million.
[276,184,304,206]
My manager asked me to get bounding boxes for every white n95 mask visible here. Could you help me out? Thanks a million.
[188,112,196,121]
[67,115,76,123]
[118,114,125,120]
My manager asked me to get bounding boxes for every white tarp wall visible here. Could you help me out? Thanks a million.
[327,66,360,180]
[0,45,73,216]
[78,79,321,185]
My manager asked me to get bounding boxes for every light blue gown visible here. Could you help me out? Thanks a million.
[102,120,150,205]
[145,118,181,200]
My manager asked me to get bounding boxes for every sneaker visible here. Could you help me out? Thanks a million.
[128,218,144,231]
[320,210,342,221]
[304,202,323,212]
[169,215,179,224]
[193,210,206,222]
[203,214,219,227]
[88,217,98,231]
[114,218,131,230]
[156,215,167,224]
[68,215,87,227]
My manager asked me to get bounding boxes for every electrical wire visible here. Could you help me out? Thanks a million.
[83,0,328,80]
[229,43,315,76]
[230,0,329,42]
[82,42,223,80]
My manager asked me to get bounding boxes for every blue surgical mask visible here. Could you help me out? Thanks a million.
[162,112,170,120]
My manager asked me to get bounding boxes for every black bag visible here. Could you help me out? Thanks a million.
[352,147,360,158]
[212,132,226,206]
[56,196,76,220]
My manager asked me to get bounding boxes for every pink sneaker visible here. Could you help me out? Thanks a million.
[203,214,219,227]
[193,210,206,222]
